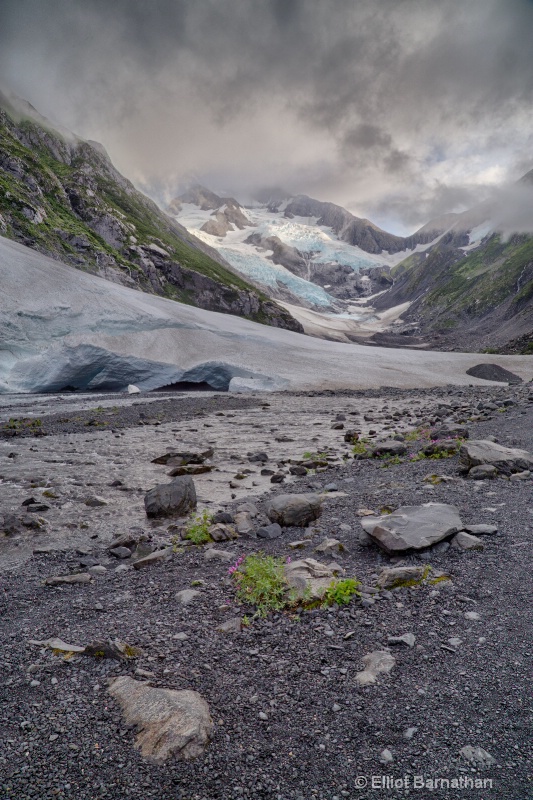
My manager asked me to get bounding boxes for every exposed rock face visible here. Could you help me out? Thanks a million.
[108,676,213,763]
[200,213,233,237]
[459,440,533,476]
[265,494,322,527]
[361,503,463,552]
[144,477,197,518]
[283,195,438,254]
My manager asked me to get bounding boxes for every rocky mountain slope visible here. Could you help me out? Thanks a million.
[168,186,447,310]
[0,92,300,332]
[170,182,533,353]
[373,217,533,353]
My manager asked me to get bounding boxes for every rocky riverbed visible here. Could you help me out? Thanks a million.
[0,384,532,799]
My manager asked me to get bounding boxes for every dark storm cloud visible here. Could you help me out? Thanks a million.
[1,0,533,231]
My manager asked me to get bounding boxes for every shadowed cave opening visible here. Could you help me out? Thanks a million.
[152,381,227,392]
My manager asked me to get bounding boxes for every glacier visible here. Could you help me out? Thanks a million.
[174,203,428,310]
[1,235,532,394]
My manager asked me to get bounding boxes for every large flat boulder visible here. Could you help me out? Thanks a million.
[265,493,322,527]
[459,440,533,476]
[108,676,213,763]
[360,503,463,553]
[144,476,197,518]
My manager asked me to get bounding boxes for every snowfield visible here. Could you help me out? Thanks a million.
[1,235,532,394]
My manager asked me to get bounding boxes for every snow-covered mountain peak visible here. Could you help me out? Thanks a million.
[167,186,439,310]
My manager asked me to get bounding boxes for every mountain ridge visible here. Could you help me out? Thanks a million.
[0,94,301,332]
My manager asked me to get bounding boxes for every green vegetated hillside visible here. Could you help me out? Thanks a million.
[0,97,301,331]
[375,231,533,353]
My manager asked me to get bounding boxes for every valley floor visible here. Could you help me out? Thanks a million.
[0,386,532,799]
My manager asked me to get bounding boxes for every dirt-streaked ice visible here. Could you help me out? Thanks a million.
[1,235,531,393]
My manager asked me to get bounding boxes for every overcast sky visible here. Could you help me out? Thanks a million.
[2,0,533,234]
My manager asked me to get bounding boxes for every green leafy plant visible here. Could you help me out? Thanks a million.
[302,450,328,461]
[380,454,403,468]
[351,437,371,457]
[321,578,361,606]
[183,509,213,545]
[231,553,288,618]
[404,427,430,442]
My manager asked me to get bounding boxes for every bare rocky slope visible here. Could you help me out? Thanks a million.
[373,202,533,354]
[0,92,301,333]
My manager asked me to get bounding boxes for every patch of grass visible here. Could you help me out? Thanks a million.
[3,417,42,431]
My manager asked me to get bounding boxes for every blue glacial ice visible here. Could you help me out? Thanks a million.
[218,247,335,307]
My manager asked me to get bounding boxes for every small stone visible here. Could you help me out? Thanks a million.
[404,727,418,739]
[89,565,107,576]
[256,523,283,540]
[468,464,497,480]
[258,712,268,721]
[85,496,108,507]
[379,748,394,764]
[387,633,416,648]
[45,573,91,586]
[29,680,40,687]
[355,650,395,686]
[332,703,341,712]
[217,617,242,634]
[464,611,481,621]
[204,548,233,562]
[135,668,156,678]
[176,589,200,605]
[133,548,172,570]
[109,546,132,559]
[464,523,498,535]
[452,532,484,551]
[510,470,531,481]
[460,745,495,766]
[314,538,345,556]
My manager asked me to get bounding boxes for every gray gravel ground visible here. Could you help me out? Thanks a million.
[0,384,532,799]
